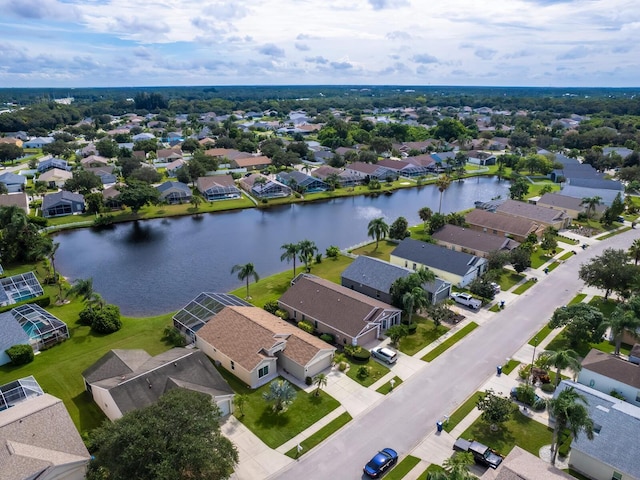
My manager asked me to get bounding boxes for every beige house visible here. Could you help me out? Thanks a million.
[38,168,72,188]
[196,306,335,388]
[0,192,29,214]
[465,208,544,242]
[80,155,110,167]
[431,224,520,258]
[278,274,402,347]
[496,199,571,230]
[231,155,272,170]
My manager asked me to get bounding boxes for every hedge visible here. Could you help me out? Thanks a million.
[6,344,34,365]
[0,295,50,314]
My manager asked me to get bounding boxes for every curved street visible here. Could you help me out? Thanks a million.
[271,227,640,480]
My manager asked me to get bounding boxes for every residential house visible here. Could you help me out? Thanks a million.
[481,446,574,480]
[80,155,110,167]
[42,191,85,217]
[340,255,451,305]
[156,148,183,163]
[403,154,437,170]
[278,274,402,347]
[466,150,497,166]
[630,344,640,365]
[400,140,435,153]
[535,192,596,219]
[239,174,291,199]
[166,158,187,177]
[22,137,55,149]
[38,168,72,188]
[0,378,90,480]
[231,155,272,171]
[196,306,335,388]
[555,381,640,480]
[132,150,147,161]
[344,161,398,181]
[390,238,488,288]
[465,208,544,242]
[277,170,329,193]
[156,181,192,204]
[0,172,26,193]
[132,132,155,141]
[82,348,235,420]
[37,157,69,173]
[197,175,241,201]
[0,304,69,353]
[0,310,31,366]
[560,185,623,207]
[0,272,44,307]
[312,165,361,187]
[0,137,23,148]
[85,166,117,186]
[102,184,122,209]
[204,148,252,161]
[376,158,432,177]
[0,193,29,215]
[431,224,520,257]
[495,199,571,230]
[577,349,640,407]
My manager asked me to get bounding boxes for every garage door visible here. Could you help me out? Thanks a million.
[216,398,231,416]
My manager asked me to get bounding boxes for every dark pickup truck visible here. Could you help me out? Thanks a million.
[453,438,503,469]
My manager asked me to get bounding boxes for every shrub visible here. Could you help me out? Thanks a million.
[162,326,187,347]
[344,345,370,361]
[540,383,556,393]
[518,364,531,380]
[27,215,48,227]
[34,296,51,308]
[5,344,34,365]
[406,323,418,334]
[532,399,547,411]
[610,389,626,400]
[558,430,572,458]
[93,214,115,227]
[357,365,370,378]
[297,321,314,334]
[338,362,347,371]
[91,304,122,334]
[514,384,536,405]
[315,253,323,264]
[320,333,334,344]
[263,300,279,315]
[305,376,313,385]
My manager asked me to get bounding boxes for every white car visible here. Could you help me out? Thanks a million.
[371,347,398,364]
[490,282,501,293]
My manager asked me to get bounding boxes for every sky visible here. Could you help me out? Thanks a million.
[0,0,639,88]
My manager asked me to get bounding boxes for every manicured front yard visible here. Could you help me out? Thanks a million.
[528,324,557,346]
[497,269,525,291]
[531,248,562,269]
[219,370,341,449]
[422,322,479,362]
[345,357,390,387]
[376,376,403,394]
[460,408,553,457]
[398,315,450,356]
[501,359,521,375]
[513,279,537,295]
[444,391,485,433]
[597,226,632,240]
[284,412,352,458]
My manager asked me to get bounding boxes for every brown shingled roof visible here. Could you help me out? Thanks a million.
[581,349,640,389]
[196,306,333,371]
[465,208,540,237]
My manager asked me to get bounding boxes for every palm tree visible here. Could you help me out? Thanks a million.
[606,305,640,355]
[402,287,428,325]
[548,387,594,465]
[67,278,95,301]
[435,174,452,213]
[280,242,300,278]
[580,196,602,220]
[628,239,640,265]
[427,452,475,480]
[190,194,202,211]
[325,173,341,191]
[418,207,433,223]
[538,349,581,387]
[313,373,328,396]
[48,242,63,303]
[262,379,297,414]
[297,239,318,273]
[367,217,389,250]
[231,263,260,299]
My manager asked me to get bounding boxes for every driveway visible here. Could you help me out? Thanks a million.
[271,228,640,479]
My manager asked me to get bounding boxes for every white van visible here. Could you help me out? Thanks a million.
[372,347,398,364]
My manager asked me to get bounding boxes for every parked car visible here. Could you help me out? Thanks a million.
[616,216,625,223]
[451,292,482,310]
[363,448,398,478]
[371,347,398,364]
[490,282,501,293]
[453,438,503,469]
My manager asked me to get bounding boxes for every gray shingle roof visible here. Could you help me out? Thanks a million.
[41,191,85,210]
[391,238,485,277]
[556,381,640,478]
[81,349,152,384]
[496,199,568,224]
[341,256,413,294]
[560,186,621,206]
[567,178,624,191]
[156,181,191,194]
[537,193,585,211]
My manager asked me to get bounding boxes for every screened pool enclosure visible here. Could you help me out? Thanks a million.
[10,304,69,351]
[0,376,44,412]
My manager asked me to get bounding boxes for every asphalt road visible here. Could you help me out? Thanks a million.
[272,227,640,480]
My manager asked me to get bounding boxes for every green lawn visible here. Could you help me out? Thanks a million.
[284,412,352,458]
[385,455,421,480]
[420,464,445,477]
[422,323,479,362]
[588,296,618,317]
[218,371,340,449]
[569,293,587,305]
[376,376,403,394]
[531,248,562,269]
[350,239,398,261]
[444,391,485,433]
[398,316,449,356]
[543,330,632,357]
[559,251,575,261]
[502,359,521,375]
[597,226,632,240]
[460,408,553,457]
[498,270,526,291]
[556,235,579,245]
[489,303,501,312]
[528,324,557,346]
[513,279,537,295]
[547,261,561,272]
[345,357,390,387]
[228,254,353,307]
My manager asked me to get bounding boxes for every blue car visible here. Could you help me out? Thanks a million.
[363,448,398,478]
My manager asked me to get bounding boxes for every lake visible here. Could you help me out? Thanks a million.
[54,177,510,316]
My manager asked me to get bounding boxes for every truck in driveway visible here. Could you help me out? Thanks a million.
[453,438,503,469]
[451,292,482,310]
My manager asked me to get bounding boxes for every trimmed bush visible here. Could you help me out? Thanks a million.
[6,344,34,365]
[518,364,531,380]
[406,323,418,334]
[27,215,48,227]
[344,345,371,361]
[320,333,334,344]
[263,300,279,315]
[540,383,556,393]
[297,321,314,334]
[162,326,187,347]
[305,376,313,386]
[34,296,51,308]
[80,304,123,334]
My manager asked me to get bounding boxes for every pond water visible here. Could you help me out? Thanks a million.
[54,177,509,316]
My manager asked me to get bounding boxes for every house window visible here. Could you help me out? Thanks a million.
[492,229,497,234]
[293,311,297,319]
[612,472,622,480]
[258,365,269,378]
[230,361,235,370]
[636,391,640,402]
[593,423,602,434]
[412,263,417,270]
[314,320,318,328]
[376,291,380,298]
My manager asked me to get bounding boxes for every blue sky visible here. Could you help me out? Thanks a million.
[1,0,638,88]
